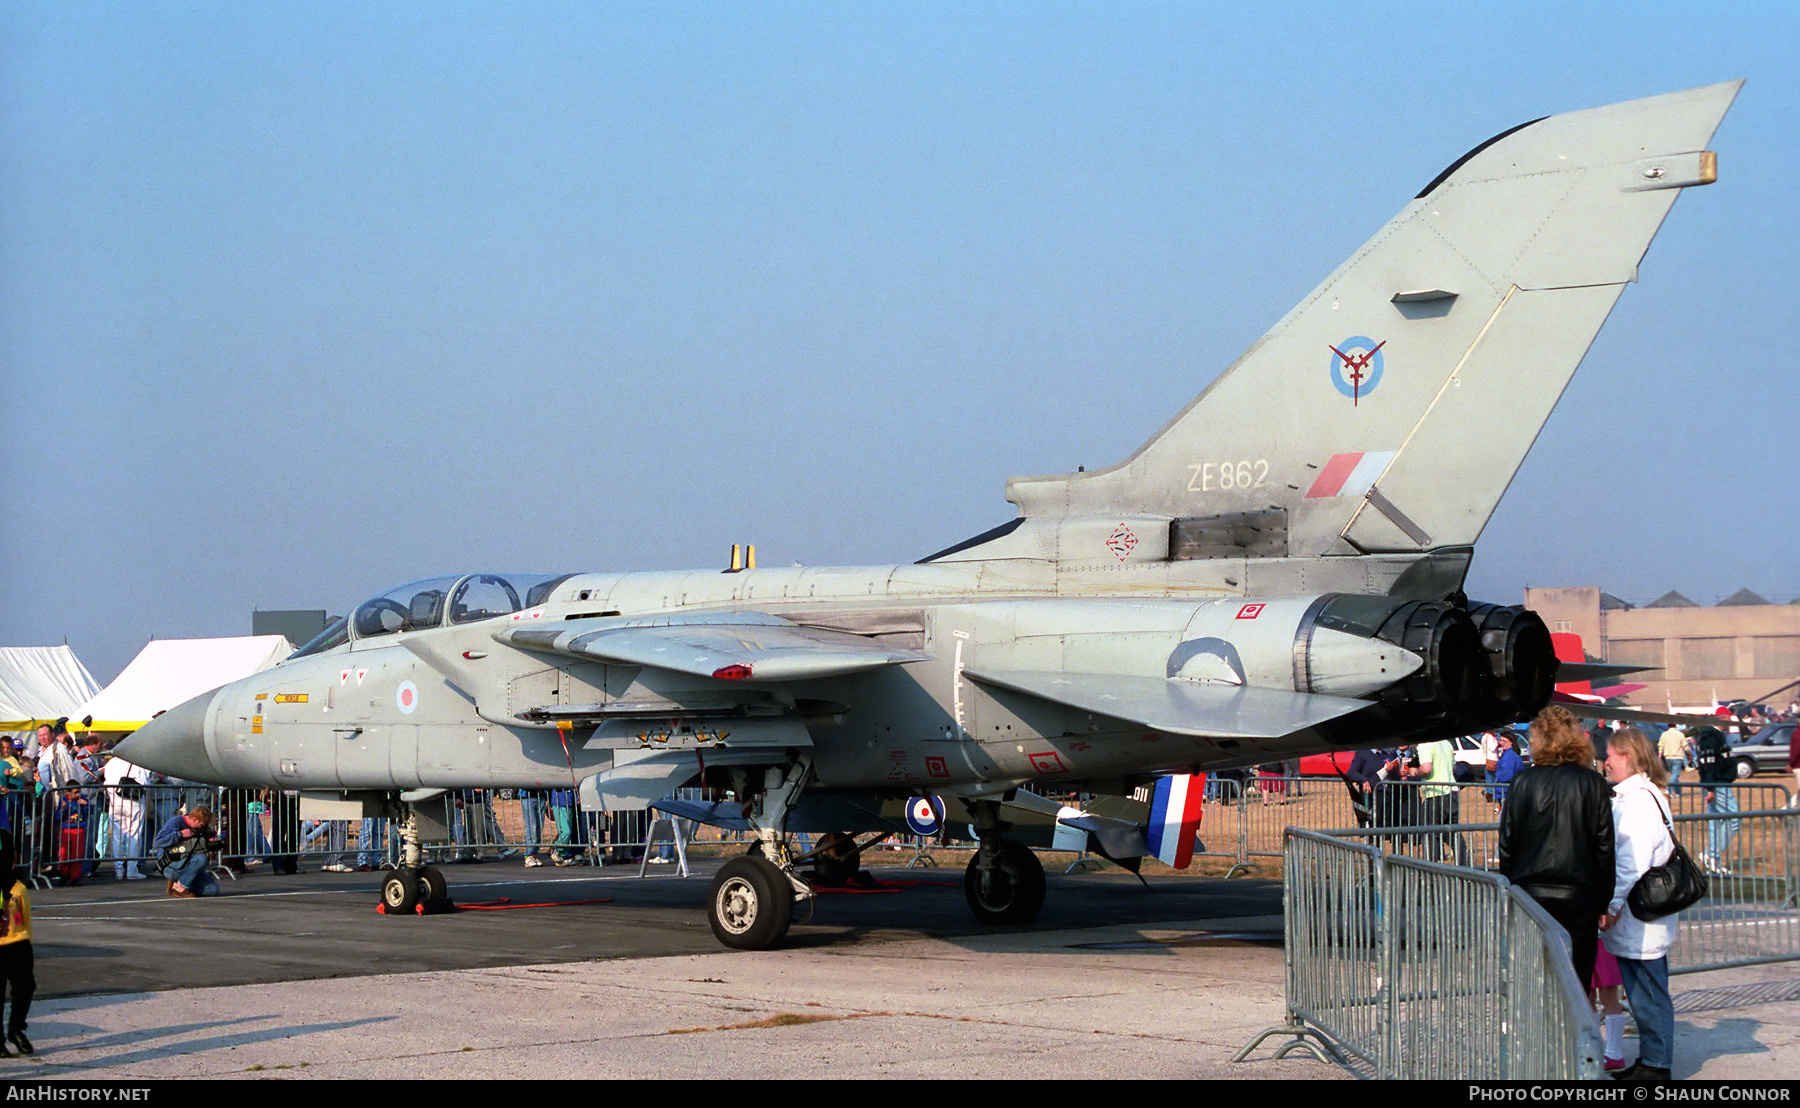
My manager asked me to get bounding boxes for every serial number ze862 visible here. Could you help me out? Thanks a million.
[1185,459,1268,492]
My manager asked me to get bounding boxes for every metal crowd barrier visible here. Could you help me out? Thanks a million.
[1183,776,1499,874]
[1665,807,1800,973]
[1186,774,1791,876]
[1321,806,1800,976]
[1238,827,1602,1079]
[1255,800,1800,1077]
[16,779,955,881]
[12,782,705,882]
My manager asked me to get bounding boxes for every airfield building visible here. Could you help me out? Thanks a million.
[1525,586,1800,710]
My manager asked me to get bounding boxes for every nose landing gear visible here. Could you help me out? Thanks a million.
[378,808,454,915]
[380,863,450,915]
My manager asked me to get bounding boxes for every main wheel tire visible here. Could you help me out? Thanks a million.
[416,865,449,901]
[963,840,1047,925]
[707,855,794,950]
[1736,757,1756,780]
[381,871,420,914]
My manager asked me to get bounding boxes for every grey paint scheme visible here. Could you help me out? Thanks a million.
[120,84,1740,816]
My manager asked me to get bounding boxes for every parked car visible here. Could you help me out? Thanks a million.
[1451,734,1489,782]
[1730,723,1795,779]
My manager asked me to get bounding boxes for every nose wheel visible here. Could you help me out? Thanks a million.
[380,865,450,915]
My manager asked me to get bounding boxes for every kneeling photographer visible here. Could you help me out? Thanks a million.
[152,806,223,898]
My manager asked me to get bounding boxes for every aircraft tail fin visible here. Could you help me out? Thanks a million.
[1551,631,1595,697]
[932,82,1741,568]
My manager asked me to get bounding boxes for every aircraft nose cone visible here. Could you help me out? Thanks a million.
[114,687,223,783]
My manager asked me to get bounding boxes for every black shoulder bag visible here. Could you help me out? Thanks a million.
[1626,794,1706,921]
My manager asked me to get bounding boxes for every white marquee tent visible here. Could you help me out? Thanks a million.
[0,645,103,732]
[76,636,293,735]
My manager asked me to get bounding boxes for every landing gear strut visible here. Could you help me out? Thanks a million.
[703,760,815,950]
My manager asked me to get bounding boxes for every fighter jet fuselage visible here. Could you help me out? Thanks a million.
[146,557,1525,798]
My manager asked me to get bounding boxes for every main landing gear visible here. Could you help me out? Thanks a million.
[704,761,817,950]
[707,829,891,947]
[700,787,1053,948]
[963,839,1046,924]
[708,854,795,949]
[962,798,1046,925]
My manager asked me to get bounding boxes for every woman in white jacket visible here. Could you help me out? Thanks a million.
[1601,727,1679,1082]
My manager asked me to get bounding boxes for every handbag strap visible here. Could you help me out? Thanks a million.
[1645,785,1677,865]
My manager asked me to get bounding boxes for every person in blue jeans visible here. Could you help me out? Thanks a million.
[549,789,578,864]
[1601,728,1681,1082]
[152,807,223,897]
[519,790,547,866]
[357,817,391,870]
[1693,726,1738,873]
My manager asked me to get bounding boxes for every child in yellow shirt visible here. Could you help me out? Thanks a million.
[0,831,34,1056]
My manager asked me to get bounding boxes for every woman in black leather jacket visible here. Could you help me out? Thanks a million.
[1498,705,1617,987]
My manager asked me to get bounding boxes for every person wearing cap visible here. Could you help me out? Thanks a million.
[73,734,106,879]
[1491,730,1526,809]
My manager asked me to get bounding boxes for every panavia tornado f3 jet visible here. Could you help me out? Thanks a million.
[121,82,1740,949]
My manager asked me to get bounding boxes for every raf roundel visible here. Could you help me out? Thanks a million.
[1328,336,1385,403]
[395,680,419,715]
[904,796,945,836]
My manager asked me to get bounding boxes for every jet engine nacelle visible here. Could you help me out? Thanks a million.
[1466,602,1557,725]
[1291,595,1555,748]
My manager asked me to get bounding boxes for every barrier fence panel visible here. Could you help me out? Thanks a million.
[10,783,685,880]
[1329,809,1800,976]
[1335,821,1499,873]
[1239,775,1358,859]
[1502,889,1609,1080]
[1667,808,1800,973]
[1666,780,1790,815]
[1254,829,1603,1079]
[1383,853,1513,1079]
[1183,775,1789,878]
[1281,828,1384,1070]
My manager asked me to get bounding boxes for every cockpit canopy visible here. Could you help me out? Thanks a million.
[290,573,573,659]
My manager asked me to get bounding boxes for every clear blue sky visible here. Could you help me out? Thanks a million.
[4,2,1796,682]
